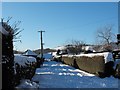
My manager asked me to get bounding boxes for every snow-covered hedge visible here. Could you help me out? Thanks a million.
[14,54,37,67]
[14,54,37,86]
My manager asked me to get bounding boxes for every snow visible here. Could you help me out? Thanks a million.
[14,54,36,66]
[37,53,53,61]
[53,50,113,64]
[76,52,114,63]
[52,52,57,56]
[43,53,53,60]
[31,61,118,88]
[62,52,114,64]
[83,46,95,52]
[23,49,37,56]
[54,46,67,50]
[15,79,39,89]
[0,23,9,35]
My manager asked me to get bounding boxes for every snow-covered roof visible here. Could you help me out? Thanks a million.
[23,49,37,56]
[0,22,8,35]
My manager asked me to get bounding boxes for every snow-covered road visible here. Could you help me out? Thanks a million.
[32,60,119,88]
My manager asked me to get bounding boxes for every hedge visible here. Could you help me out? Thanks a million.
[14,62,37,86]
[14,57,44,86]
[2,22,15,89]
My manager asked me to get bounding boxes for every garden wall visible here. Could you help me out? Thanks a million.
[62,56,75,67]
[75,56,105,77]
[61,52,114,78]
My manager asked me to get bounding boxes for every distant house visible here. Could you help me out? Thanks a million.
[23,49,38,58]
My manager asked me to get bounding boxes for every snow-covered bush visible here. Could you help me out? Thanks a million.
[14,54,36,67]
[14,54,37,86]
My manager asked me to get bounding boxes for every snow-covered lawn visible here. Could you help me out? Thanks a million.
[31,61,119,88]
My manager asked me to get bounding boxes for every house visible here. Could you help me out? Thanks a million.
[23,49,38,58]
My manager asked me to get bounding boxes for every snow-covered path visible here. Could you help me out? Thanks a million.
[32,60,119,88]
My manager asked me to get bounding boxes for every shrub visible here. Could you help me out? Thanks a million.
[14,62,37,86]
[14,55,38,86]
[2,22,15,89]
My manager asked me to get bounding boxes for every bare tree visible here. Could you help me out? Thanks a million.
[95,25,116,51]
[96,25,115,45]
[66,40,86,55]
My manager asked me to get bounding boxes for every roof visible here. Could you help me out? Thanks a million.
[23,49,37,56]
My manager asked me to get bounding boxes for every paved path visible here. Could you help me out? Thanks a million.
[32,61,118,88]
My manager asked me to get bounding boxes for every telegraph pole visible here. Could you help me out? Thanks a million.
[38,30,45,59]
